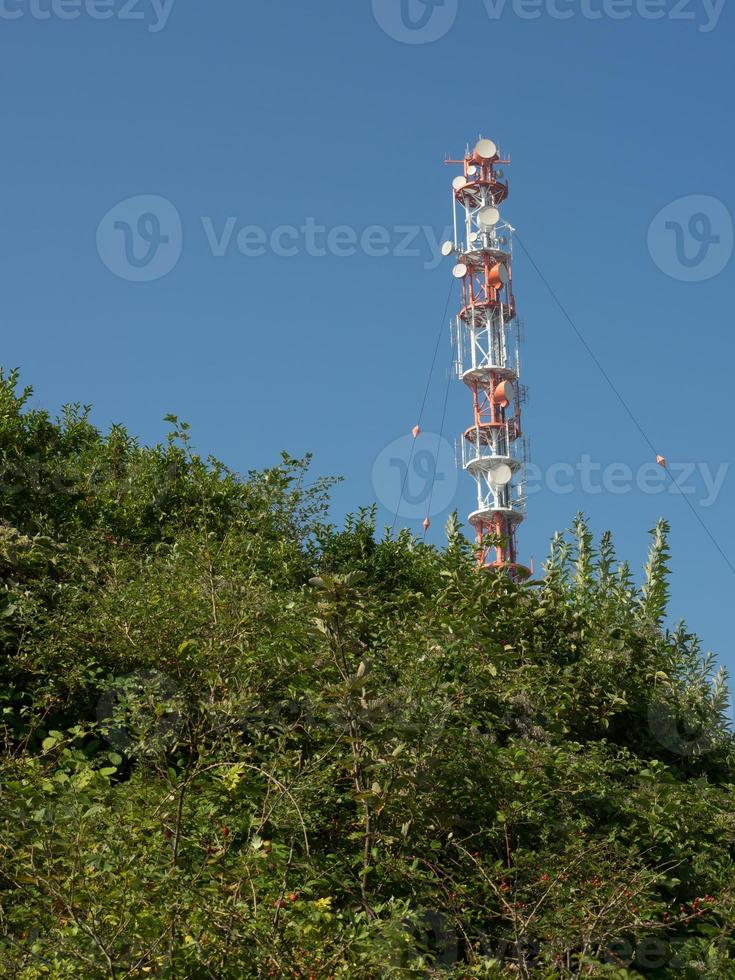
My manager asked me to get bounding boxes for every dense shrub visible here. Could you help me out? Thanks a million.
[1,370,733,978]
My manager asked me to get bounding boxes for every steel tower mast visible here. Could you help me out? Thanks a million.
[444,137,527,573]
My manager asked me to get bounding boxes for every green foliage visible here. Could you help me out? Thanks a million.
[641,520,672,629]
[1,371,734,978]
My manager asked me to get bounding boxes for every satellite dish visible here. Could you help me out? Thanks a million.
[488,463,513,487]
[488,263,509,290]
[474,138,498,161]
[452,176,467,192]
[468,231,478,243]
[478,206,500,228]
[441,241,455,256]
[466,165,478,176]
[492,380,513,406]
[452,263,468,279]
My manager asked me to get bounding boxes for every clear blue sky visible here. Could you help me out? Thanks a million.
[1,2,733,677]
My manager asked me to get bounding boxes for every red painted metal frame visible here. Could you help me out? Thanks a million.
[449,142,526,575]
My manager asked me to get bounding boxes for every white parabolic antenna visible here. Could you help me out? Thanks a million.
[453,176,467,191]
[467,165,478,176]
[474,138,497,161]
[441,241,455,256]
[478,206,500,228]
[488,463,513,487]
[496,263,509,286]
[452,263,468,279]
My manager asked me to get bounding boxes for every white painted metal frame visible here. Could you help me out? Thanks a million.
[450,152,527,555]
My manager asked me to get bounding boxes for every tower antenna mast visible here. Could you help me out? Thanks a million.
[444,136,528,574]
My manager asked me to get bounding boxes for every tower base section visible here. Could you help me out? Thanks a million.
[471,511,521,569]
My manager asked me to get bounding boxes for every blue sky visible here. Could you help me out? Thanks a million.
[1,1,733,678]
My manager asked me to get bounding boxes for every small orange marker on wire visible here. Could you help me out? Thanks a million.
[423,517,431,533]
[412,425,421,438]
[656,455,667,468]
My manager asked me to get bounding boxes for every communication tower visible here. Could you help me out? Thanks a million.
[444,137,527,573]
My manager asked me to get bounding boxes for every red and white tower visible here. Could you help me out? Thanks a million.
[445,137,527,573]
